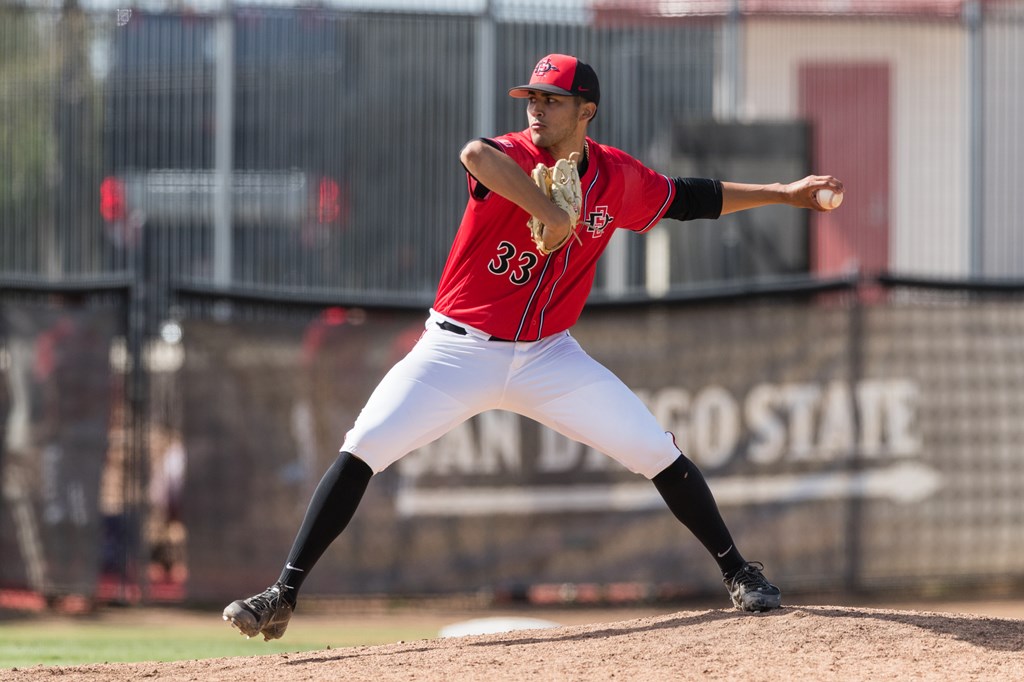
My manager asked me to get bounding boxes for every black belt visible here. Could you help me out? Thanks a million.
[437,320,515,342]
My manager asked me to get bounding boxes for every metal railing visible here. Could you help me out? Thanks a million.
[2,1,1024,317]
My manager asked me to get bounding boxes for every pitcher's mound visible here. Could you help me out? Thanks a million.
[9,605,1024,681]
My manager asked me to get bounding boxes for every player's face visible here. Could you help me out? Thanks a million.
[525,92,585,150]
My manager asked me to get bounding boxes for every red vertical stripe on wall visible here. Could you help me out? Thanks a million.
[799,63,891,278]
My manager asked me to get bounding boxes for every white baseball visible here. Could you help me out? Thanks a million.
[815,188,843,210]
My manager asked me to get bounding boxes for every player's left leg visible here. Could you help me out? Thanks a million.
[651,455,781,612]
[504,332,780,612]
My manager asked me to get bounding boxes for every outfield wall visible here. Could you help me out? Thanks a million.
[177,292,1024,602]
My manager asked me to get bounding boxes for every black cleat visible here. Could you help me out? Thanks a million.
[222,582,295,641]
[724,562,782,613]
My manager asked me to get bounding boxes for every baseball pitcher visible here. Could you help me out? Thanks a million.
[224,54,844,641]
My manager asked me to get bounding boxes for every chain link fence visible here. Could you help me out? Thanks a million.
[3,0,1024,607]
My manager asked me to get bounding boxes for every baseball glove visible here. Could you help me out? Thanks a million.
[527,152,583,255]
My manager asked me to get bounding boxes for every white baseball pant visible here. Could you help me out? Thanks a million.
[340,310,680,478]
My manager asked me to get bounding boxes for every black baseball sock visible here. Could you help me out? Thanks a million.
[276,451,373,603]
[651,454,747,579]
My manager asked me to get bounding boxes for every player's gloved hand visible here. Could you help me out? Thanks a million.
[527,152,584,255]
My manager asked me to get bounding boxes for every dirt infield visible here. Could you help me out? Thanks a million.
[8,604,1024,681]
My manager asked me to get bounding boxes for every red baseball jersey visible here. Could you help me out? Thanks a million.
[433,130,676,341]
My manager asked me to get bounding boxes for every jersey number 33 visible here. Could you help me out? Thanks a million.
[488,240,539,285]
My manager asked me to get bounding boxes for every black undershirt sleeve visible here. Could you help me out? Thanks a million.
[664,177,724,222]
[463,137,503,200]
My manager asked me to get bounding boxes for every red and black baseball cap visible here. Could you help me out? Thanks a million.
[508,54,600,106]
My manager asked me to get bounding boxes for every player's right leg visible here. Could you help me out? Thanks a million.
[223,320,509,640]
[222,450,372,639]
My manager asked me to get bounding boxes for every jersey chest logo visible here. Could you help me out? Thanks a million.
[584,206,613,238]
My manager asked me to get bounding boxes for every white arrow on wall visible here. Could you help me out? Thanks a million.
[395,461,944,517]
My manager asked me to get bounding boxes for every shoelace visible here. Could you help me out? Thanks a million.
[247,585,284,612]
[732,562,771,590]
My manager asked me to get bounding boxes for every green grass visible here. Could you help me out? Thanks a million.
[0,611,441,670]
